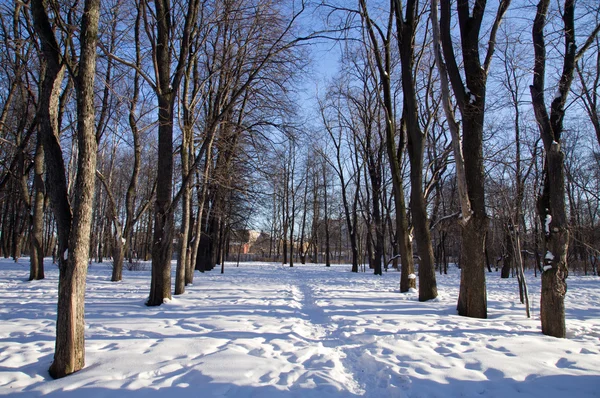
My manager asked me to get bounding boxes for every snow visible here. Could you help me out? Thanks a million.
[554,91,562,100]
[545,214,552,234]
[62,249,68,260]
[545,252,555,261]
[1,258,599,397]
[408,273,417,280]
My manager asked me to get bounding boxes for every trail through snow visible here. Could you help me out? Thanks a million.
[0,259,599,397]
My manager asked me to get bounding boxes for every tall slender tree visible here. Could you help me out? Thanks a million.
[359,0,415,290]
[146,0,201,305]
[393,0,437,301]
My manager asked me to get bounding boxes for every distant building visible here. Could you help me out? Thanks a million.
[229,229,266,255]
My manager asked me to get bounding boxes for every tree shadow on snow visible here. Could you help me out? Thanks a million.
[8,373,600,398]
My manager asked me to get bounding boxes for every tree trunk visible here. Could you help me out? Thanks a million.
[111,236,124,282]
[396,192,415,292]
[175,130,191,295]
[537,150,569,337]
[456,216,488,318]
[299,171,308,265]
[29,138,45,280]
[147,38,175,307]
[359,0,414,289]
[149,101,175,301]
[51,0,100,375]
[32,0,101,378]
[431,0,510,318]
[323,164,331,267]
[395,0,438,298]
[455,112,488,318]
[188,148,212,284]
[147,0,199,305]
[529,0,596,337]
[501,225,512,278]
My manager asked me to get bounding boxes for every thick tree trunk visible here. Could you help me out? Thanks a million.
[528,0,594,337]
[456,114,488,318]
[431,0,507,318]
[39,0,99,377]
[457,215,488,318]
[146,0,175,299]
[537,149,569,337]
[31,0,71,376]
[147,0,199,304]
[148,97,174,305]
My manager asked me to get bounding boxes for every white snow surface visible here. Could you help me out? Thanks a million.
[1,258,599,397]
[545,214,552,234]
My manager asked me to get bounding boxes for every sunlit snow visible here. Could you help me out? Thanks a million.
[0,258,598,397]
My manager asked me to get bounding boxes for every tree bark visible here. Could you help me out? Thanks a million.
[29,138,45,280]
[148,94,175,305]
[394,0,437,300]
[359,0,414,289]
[529,0,599,337]
[32,0,101,378]
[175,107,192,295]
[147,0,200,306]
[432,0,511,318]
[322,163,331,267]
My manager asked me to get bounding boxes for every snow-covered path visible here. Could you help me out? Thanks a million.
[0,259,599,397]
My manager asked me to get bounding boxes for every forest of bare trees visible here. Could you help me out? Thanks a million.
[0,0,598,377]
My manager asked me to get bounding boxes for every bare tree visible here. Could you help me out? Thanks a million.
[31,0,101,378]
[530,0,600,337]
[0,3,44,277]
[575,5,600,148]
[145,0,201,305]
[359,0,415,290]
[319,94,361,272]
[393,0,437,300]
[430,0,511,318]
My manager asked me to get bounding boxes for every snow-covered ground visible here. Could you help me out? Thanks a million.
[0,258,598,397]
